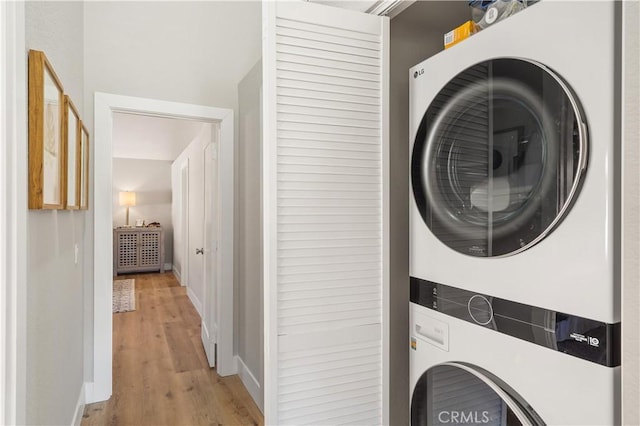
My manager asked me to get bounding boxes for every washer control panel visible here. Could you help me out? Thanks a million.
[410,276,620,367]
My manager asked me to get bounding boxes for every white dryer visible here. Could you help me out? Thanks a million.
[409,1,621,424]
[410,1,620,336]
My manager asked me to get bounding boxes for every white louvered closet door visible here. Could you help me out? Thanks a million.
[263,2,389,425]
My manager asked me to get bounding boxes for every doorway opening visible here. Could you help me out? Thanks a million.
[91,93,234,403]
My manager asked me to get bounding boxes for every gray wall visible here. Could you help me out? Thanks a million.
[112,158,174,266]
[237,60,264,409]
[25,2,86,424]
[389,3,470,424]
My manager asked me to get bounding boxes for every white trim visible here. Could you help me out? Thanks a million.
[1,4,8,423]
[381,15,391,426]
[235,355,263,413]
[172,266,182,285]
[367,0,414,18]
[181,160,190,291]
[71,383,87,426]
[163,262,172,271]
[261,2,279,423]
[187,286,203,318]
[92,93,235,402]
[1,2,27,424]
[621,2,640,424]
[216,114,235,377]
[200,321,216,368]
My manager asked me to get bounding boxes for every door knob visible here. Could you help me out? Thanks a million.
[196,248,204,255]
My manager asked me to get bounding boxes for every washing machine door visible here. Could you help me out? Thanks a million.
[411,362,545,426]
[412,58,587,257]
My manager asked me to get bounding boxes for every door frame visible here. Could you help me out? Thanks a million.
[1,1,28,424]
[202,139,218,368]
[92,93,235,403]
[180,161,190,288]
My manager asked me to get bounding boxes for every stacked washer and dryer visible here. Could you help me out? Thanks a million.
[409,2,621,425]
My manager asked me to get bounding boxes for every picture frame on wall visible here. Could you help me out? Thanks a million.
[80,125,90,210]
[64,95,81,210]
[28,49,65,209]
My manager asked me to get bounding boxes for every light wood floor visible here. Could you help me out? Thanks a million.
[82,272,263,426]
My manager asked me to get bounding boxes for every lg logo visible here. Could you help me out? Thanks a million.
[414,68,424,79]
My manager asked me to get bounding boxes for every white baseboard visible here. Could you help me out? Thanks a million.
[82,381,95,404]
[172,267,182,285]
[71,382,88,426]
[235,355,263,413]
[201,322,216,368]
[187,287,202,318]
[164,262,172,271]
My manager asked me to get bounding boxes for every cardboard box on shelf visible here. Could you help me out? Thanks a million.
[444,20,477,49]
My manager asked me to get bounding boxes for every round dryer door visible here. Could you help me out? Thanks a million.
[412,58,587,257]
[411,362,545,426]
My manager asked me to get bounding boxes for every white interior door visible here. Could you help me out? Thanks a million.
[180,162,189,285]
[188,145,205,314]
[263,2,389,424]
[202,138,219,367]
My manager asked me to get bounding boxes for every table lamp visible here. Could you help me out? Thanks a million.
[119,191,136,227]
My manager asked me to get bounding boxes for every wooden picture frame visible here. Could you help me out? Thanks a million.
[28,50,65,209]
[80,125,90,210]
[64,96,81,210]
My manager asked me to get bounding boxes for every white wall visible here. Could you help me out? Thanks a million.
[389,2,469,424]
[112,158,174,267]
[236,60,263,409]
[84,2,261,111]
[25,2,86,424]
[83,0,261,384]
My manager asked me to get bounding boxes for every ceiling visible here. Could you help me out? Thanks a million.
[112,112,208,161]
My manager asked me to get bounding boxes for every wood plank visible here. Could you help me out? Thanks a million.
[82,272,263,426]
[163,321,204,373]
[223,375,266,426]
[176,369,222,425]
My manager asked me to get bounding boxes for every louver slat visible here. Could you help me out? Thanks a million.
[266,3,386,424]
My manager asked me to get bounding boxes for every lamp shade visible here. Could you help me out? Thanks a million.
[119,191,136,207]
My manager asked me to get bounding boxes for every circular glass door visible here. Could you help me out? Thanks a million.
[411,58,587,257]
[411,362,545,426]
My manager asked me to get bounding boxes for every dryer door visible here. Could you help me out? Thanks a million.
[411,58,587,257]
[411,362,545,426]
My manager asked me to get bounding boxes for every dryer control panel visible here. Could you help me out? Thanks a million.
[410,276,620,367]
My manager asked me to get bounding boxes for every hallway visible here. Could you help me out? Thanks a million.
[82,273,263,425]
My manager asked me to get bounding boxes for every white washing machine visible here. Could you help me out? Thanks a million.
[409,1,621,424]
[410,302,620,425]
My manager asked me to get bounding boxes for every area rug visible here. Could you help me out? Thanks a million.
[113,279,136,313]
